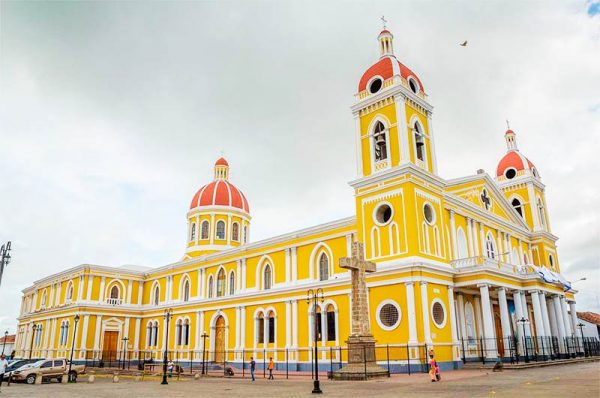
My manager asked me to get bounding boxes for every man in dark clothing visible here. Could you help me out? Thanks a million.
[250,357,256,382]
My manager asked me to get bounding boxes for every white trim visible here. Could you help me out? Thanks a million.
[431,298,448,329]
[376,299,402,331]
[373,201,394,226]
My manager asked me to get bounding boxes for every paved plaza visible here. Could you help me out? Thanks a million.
[1,362,598,397]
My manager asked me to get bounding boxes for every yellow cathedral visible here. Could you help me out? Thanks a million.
[14,29,582,372]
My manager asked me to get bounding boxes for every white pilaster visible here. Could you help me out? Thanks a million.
[77,275,85,301]
[93,315,103,350]
[538,292,552,338]
[86,276,94,301]
[80,315,90,355]
[466,218,474,256]
[133,318,141,353]
[393,94,411,163]
[569,301,581,339]
[520,291,531,336]
[546,297,559,338]
[291,247,298,282]
[285,300,292,348]
[552,295,566,340]
[240,306,246,349]
[126,279,133,304]
[456,293,467,340]
[420,282,432,344]
[98,277,106,303]
[426,112,438,174]
[560,296,573,337]
[137,280,143,305]
[406,282,418,344]
[291,300,298,348]
[448,287,459,360]
[285,249,291,284]
[497,288,512,338]
[449,211,457,259]
[478,284,497,358]
[530,290,545,338]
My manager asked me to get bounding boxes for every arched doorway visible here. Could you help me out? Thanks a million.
[214,316,225,364]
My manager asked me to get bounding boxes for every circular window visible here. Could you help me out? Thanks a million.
[423,203,435,224]
[408,77,419,94]
[374,203,393,225]
[431,300,446,328]
[369,77,383,94]
[377,300,401,330]
[505,168,516,179]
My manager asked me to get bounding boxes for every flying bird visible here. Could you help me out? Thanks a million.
[460,40,468,47]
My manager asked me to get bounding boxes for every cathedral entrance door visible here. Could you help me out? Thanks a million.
[214,316,225,364]
[492,305,504,357]
[102,331,119,362]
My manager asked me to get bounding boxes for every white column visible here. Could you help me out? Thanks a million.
[234,307,240,349]
[530,291,545,339]
[195,310,203,349]
[405,282,418,344]
[133,318,141,354]
[474,297,484,339]
[98,277,106,303]
[236,261,242,292]
[560,297,573,337]
[539,292,552,338]
[86,276,94,301]
[77,275,85,301]
[241,260,247,291]
[513,290,524,349]
[80,315,90,356]
[466,218,474,256]
[569,302,581,339]
[199,269,205,298]
[472,219,479,256]
[263,315,268,349]
[291,247,298,282]
[496,230,503,262]
[449,211,457,259]
[546,297,559,338]
[456,293,467,340]
[49,284,55,308]
[93,315,103,350]
[478,284,497,358]
[49,318,57,355]
[448,287,459,360]
[291,300,298,348]
[285,300,292,348]
[497,288,512,339]
[240,306,246,350]
[420,282,432,344]
[552,295,566,339]
[520,291,531,336]
[126,279,133,304]
[393,94,411,163]
[285,249,291,284]
[137,281,143,305]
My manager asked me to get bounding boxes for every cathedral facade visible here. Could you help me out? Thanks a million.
[14,29,580,371]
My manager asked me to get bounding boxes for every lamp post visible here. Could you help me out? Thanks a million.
[306,288,324,394]
[29,324,39,359]
[576,323,586,356]
[0,241,11,288]
[516,317,529,363]
[68,314,80,382]
[122,337,129,370]
[161,308,173,385]
[201,331,209,375]
[1,330,8,356]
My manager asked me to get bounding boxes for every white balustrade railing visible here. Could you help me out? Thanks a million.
[105,297,123,306]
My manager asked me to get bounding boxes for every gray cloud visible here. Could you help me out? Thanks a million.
[1,0,599,333]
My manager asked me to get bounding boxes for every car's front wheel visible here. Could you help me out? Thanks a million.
[25,374,36,385]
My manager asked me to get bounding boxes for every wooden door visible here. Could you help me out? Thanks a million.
[214,316,225,364]
[493,305,505,357]
[102,331,119,361]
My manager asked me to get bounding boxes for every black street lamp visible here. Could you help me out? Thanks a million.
[161,308,173,385]
[576,323,586,356]
[517,317,529,363]
[29,324,40,359]
[0,241,12,288]
[1,330,8,356]
[306,288,324,394]
[68,314,80,382]
[201,331,209,375]
[122,337,129,370]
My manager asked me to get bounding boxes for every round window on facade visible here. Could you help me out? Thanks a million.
[369,77,383,94]
[431,301,446,328]
[408,77,419,94]
[423,203,435,224]
[374,203,393,225]
[377,301,401,330]
[505,168,516,179]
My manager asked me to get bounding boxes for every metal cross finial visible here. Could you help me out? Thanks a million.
[506,119,510,129]
[381,15,387,29]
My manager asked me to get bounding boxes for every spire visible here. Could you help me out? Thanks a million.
[504,123,518,151]
[378,18,394,58]
[214,157,229,180]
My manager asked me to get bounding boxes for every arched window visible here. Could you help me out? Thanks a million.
[66,282,74,301]
[263,264,272,290]
[229,271,235,295]
[523,253,530,265]
[548,254,555,269]
[511,198,523,217]
[207,275,214,298]
[373,121,388,162]
[456,227,468,259]
[183,319,190,345]
[216,220,226,240]
[175,319,182,345]
[41,291,47,307]
[153,284,160,306]
[110,285,119,299]
[326,304,336,341]
[485,233,496,259]
[537,198,546,228]
[152,321,159,346]
[190,222,196,241]
[413,121,425,162]
[465,302,476,344]
[268,311,275,343]
[146,322,152,347]
[216,268,226,297]
[232,223,239,241]
[318,253,329,281]
[182,279,190,302]
[201,221,209,240]
[257,312,264,344]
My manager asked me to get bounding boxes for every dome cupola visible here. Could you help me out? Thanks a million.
[496,128,539,180]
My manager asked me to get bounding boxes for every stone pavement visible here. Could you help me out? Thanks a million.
[0,361,598,397]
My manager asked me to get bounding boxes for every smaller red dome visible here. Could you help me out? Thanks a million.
[358,56,424,93]
[505,129,515,135]
[215,157,229,166]
[190,180,249,213]
[496,151,536,177]
[379,29,392,35]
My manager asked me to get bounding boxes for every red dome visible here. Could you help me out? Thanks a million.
[190,180,249,213]
[215,157,229,166]
[496,151,536,177]
[358,56,424,93]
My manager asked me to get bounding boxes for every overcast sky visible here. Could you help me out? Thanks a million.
[1,1,599,333]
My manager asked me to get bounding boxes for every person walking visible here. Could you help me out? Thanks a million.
[167,359,174,378]
[250,357,256,382]
[0,354,8,393]
[268,357,274,380]
[428,352,438,382]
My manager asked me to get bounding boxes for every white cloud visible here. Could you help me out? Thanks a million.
[1,1,599,333]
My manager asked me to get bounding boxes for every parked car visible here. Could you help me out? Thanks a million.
[2,359,42,380]
[11,358,86,384]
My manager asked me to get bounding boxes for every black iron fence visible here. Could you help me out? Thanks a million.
[460,336,600,364]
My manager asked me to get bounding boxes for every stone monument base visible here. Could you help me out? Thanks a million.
[333,335,389,380]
